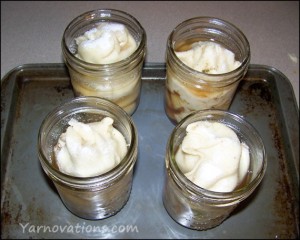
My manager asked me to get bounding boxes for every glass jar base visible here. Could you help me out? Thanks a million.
[162,196,229,231]
[61,196,130,220]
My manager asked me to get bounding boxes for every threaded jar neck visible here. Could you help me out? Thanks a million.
[62,9,147,75]
[166,16,250,87]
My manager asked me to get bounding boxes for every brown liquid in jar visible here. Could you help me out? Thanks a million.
[174,38,205,52]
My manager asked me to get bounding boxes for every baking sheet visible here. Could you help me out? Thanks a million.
[1,63,299,239]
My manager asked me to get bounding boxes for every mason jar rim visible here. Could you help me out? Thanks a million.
[38,96,138,189]
[167,16,250,80]
[168,109,266,200]
[62,8,146,70]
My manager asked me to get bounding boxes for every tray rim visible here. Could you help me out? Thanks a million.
[1,63,299,238]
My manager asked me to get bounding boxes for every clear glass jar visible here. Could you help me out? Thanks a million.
[163,110,266,230]
[164,17,250,124]
[62,9,147,115]
[38,97,138,220]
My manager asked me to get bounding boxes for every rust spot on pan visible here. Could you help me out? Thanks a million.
[238,79,298,238]
[269,121,298,238]
[236,80,272,115]
[53,84,73,97]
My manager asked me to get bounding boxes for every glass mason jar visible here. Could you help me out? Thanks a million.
[164,17,250,124]
[62,9,147,115]
[38,97,138,220]
[163,110,266,230]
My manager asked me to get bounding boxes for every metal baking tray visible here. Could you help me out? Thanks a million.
[1,63,299,239]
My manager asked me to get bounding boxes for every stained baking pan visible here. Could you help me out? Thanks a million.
[1,63,299,239]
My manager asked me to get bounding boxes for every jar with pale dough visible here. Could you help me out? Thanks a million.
[165,17,250,124]
[163,110,266,230]
[38,97,138,220]
[62,9,146,115]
